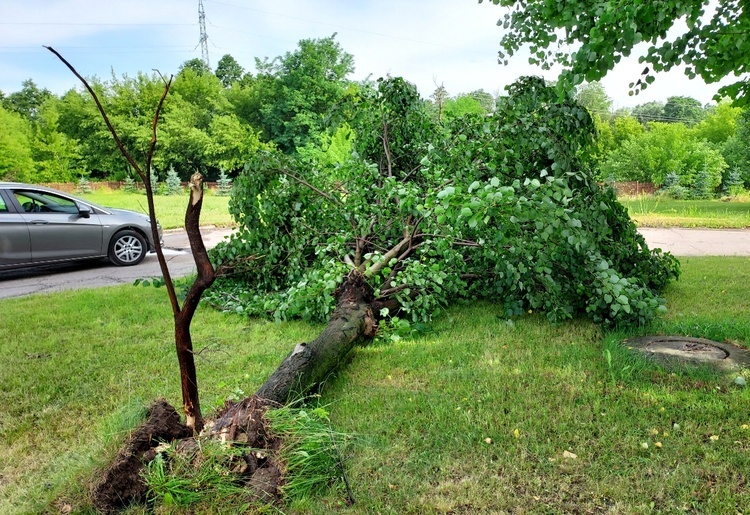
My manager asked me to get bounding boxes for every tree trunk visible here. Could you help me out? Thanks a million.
[255,271,378,404]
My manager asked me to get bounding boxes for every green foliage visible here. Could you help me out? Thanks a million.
[74,176,92,194]
[215,54,245,88]
[296,123,355,169]
[722,108,750,186]
[486,0,750,104]
[661,172,688,199]
[690,168,713,199]
[210,76,679,327]
[265,403,350,501]
[123,175,137,193]
[178,58,212,76]
[575,81,612,115]
[663,95,705,125]
[0,104,35,181]
[149,168,159,195]
[602,122,727,191]
[143,439,247,508]
[721,168,744,197]
[442,94,488,119]
[694,100,741,144]
[29,97,80,182]
[245,35,355,153]
[1,78,52,121]
[632,101,666,125]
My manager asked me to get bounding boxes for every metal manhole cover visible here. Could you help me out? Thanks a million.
[624,336,750,370]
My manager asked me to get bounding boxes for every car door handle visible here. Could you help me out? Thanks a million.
[30,220,50,225]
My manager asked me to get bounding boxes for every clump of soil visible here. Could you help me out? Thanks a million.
[90,396,286,513]
[91,399,189,512]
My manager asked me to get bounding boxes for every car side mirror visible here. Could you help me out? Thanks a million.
[77,204,91,219]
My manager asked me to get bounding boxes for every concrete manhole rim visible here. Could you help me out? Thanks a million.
[623,335,750,370]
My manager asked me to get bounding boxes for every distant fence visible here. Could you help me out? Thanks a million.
[608,181,657,196]
[42,181,221,192]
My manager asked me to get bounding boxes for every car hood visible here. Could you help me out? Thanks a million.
[107,207,151,221]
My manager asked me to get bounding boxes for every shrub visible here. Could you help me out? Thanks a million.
[216,169,233,196]
[164,166,183,195]
[75,176,92,194]
[690,167,714,199]
[123,175,138,193]
[721,168,744,197]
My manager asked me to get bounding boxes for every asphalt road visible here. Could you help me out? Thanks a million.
[0,227,233,299]
[1,227,748,299]
[638,227,750,257]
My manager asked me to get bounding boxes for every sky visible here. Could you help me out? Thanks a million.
[0,0,734,109]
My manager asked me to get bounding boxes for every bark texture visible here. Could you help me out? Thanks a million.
[173,172,217,432]
[255,271,378,404]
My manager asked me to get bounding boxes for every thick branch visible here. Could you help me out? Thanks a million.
[364,234,411,278]
[181,173,217,317]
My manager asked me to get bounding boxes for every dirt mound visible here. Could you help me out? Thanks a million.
[91,396,285,512]
[91,399,189,512]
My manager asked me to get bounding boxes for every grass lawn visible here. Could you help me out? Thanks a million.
[79,189,233,230]
[619,195,750,229]
[1,258,749,513]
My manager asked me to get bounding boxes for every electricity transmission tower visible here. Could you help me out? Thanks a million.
[198,0,210,68]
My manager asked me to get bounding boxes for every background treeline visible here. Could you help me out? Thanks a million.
[577,82,749,199]
[1,35,747,200]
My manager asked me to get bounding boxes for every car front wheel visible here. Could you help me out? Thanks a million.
[108,230,147,266]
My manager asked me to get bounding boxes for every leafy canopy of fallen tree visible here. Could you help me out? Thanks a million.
[209,76,680,327]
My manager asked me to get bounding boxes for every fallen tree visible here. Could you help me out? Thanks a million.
[45,53,680,510]
[209,76,680,405]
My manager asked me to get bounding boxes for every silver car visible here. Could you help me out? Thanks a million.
[0,182,162,269]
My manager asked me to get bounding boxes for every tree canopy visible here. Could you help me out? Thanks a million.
[575,81,612,115]
[486,0,750,104]
[209,76,679,327]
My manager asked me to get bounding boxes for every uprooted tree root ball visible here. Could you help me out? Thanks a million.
[91,397,286,512]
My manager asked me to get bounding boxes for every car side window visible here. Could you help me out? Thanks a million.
[14,190,79,214]
[0,197,7,212]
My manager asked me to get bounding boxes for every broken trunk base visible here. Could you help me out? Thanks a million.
[90,397,284,513]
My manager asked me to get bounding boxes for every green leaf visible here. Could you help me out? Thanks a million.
[437,186,455,199]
